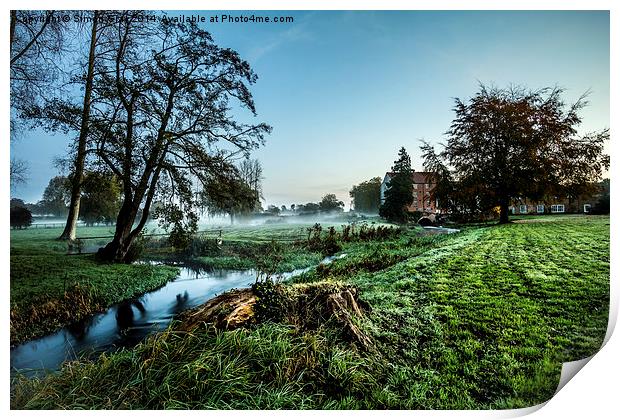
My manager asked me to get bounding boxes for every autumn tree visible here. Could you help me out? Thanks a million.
[350,177,381,213]
[379,147,414,223]
[421,85,609,224]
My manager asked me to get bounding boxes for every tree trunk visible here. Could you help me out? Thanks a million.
[58,11,98,241]
[499,199,510,224]
[96,201,139,262]
[10,11,16,51]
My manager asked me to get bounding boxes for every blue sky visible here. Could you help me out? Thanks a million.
[11,10,610,209]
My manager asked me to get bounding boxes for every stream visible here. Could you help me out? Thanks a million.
[10,256,343,378]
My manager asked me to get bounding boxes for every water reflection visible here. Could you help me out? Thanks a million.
[172,291,190,312]
[11,255,346,378]
[116,300,146,331]
[10,267,257,378]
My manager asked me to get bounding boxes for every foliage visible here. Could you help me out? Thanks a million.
[79,171,122,226]
[591,178,610,214]
[202,167,265,224]
[10,11,66,134]
[379,147,414,223]
[37,175,71,216]
[319,194,345,213]
[153,203,199,251]
[296,202,321,215]
[266,205,281,215]
[10,205,33,229]
[350,177,382,213]
[252,278,286,323]
[421,84,610,223]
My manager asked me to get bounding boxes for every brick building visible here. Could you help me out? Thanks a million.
[380,171,439,214]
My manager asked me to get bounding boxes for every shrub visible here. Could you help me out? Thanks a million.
[10,206,33,229]
[252,277,286,323]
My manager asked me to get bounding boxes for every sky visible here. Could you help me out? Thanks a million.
[10,10,610,210]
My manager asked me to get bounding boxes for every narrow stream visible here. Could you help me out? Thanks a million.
[10,256,343,378]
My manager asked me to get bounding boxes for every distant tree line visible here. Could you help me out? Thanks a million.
[263,194,345,216]
[17,171,122,226]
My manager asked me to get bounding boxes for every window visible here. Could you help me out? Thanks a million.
[510,207,516,214]
[519,205,528,214]
[584,204,591,213]
[551,204,565,213]
[536,204,545,213]
[413,184,418,190]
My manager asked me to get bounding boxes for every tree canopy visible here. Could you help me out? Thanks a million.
[318,194,345,213]
[422,85,609,223]
[79,171,122,226]
[379,147,414,223]
[10,206,33,229]
[39,176,71,216]
[350,177,381,214]
[35,12,270,261]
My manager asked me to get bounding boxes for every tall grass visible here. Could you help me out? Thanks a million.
[11,323,383,409]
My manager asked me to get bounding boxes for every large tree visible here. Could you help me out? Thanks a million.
[421,85,609,224]
[84,13,270,261]
[379,147,414,223]
[350,177,381,213]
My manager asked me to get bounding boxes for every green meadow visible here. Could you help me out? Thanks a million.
[10,215,610,409]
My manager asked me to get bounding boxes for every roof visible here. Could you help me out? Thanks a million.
[384,171,437,184]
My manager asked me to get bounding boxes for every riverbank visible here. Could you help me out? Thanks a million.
[11,215,610,409]
[9,223,334,344]
[10,227,179,344]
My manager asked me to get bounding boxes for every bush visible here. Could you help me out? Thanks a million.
[10,206,33,229]
[251,277,286,323]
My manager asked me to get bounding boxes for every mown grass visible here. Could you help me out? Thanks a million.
[11,215,610,409]
[10,227,178,344]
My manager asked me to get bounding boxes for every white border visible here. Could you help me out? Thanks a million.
[3,1,617,418]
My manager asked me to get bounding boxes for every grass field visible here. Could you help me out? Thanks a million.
[10,226,179,344]
[10,215,610,409]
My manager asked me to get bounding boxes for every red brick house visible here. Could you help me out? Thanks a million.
[380,171,440,214]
